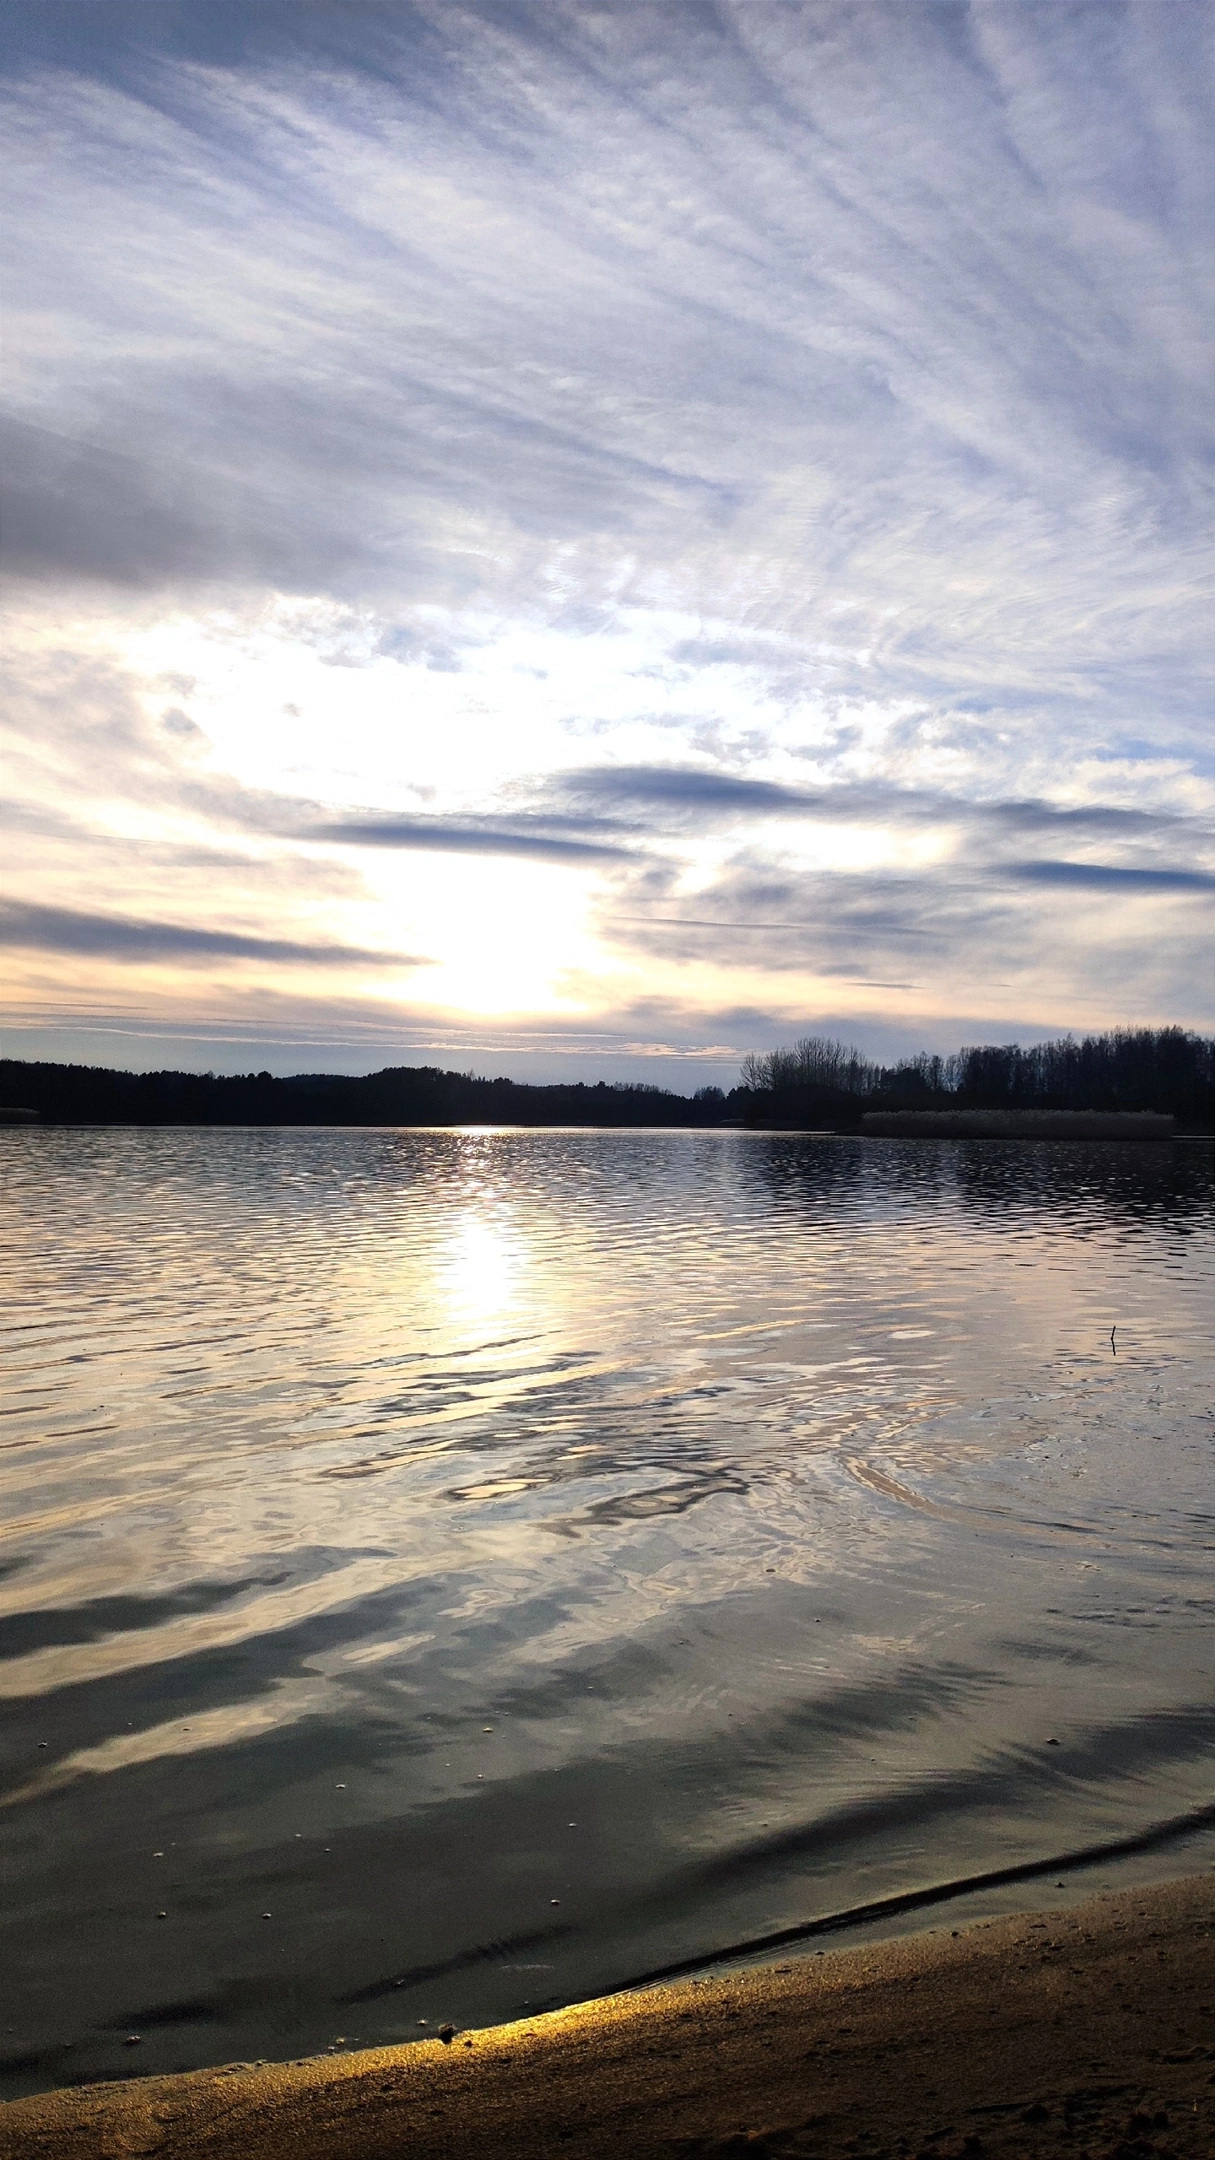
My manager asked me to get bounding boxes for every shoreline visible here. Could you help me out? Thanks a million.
[3,1121,1208,1146]
[3,1873,1211,2158]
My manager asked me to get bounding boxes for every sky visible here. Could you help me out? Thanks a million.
[1,0,1212,1085]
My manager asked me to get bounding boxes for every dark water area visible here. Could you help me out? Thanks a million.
[1,1128,1212,2098]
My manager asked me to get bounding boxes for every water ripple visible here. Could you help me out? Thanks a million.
[0,1128,1211,2094]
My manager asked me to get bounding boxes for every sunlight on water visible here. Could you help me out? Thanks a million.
[442,1204,529,1323]
[0,1128,1211,2094]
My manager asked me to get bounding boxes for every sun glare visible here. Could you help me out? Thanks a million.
[443,1208,527,1322]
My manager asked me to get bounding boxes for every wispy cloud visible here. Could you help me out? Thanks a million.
[1007,861,1214,893]
[551,764,1206,844]
[310,815,630,864]
[1,0,1211,1071]
[0,900,423,970]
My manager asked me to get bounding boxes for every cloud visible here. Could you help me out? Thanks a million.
[554,765,1204,843]
[1007,860,1215,893]
[1,0,1211,1064]
[173,774,639,861]
[193,758,1209,891]
[2,2,1208,694]
[0,900,423,969]
[594,843,1212,1027]
[560,766,822,816]
[311,815,630,864]
[0,416,220,587]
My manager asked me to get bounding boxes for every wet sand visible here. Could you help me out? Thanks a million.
[3,1874,1211,2159]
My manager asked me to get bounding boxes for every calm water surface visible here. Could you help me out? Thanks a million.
[1,1128,1212,2095]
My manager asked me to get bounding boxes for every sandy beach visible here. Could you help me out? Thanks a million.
[3,1873,1211,2160]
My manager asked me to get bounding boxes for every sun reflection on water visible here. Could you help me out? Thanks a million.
[444,1207,527,1322]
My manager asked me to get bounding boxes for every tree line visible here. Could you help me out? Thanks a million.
[739,1027,1214,1126]
[0,1060,726,1128]
[1,1025,1210,1127]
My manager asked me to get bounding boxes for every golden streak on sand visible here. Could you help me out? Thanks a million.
[2,1875,1212,2159]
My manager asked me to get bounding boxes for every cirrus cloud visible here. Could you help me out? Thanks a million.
[1,1,1211,1074]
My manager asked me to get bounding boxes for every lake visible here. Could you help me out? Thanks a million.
[1,1127,1212,2097]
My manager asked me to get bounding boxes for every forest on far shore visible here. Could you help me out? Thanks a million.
[1,1027,1211,1129]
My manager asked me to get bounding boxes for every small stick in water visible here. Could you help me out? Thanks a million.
[1110,1325,1117,1355]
